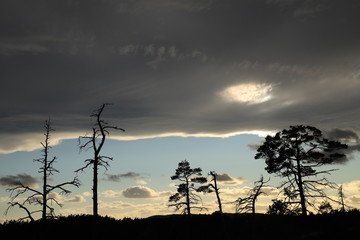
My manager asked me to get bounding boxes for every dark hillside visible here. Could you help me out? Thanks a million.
[1,211,359,240]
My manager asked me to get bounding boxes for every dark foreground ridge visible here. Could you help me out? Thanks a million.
[1,211,359,240]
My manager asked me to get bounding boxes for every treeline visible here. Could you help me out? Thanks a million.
[2,104,358,221]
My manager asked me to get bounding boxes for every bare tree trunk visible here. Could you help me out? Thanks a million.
[93,159,98,217]
[41,120,51,221]
[42,161,47,220]
[42,150,47,220]
[92,126,100,217]
[251,176,268,215]
[210,172,222,214]
[338,185,346,212]
[214,184,222,214]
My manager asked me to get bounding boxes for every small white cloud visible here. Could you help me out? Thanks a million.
[118,44,139,56]
[82,191,92,197]
[220,187,251,197]
[134,179,148,185]
[168,46,178,58]
[101,190,123,198]
[99,200,134,210]
[0,197,11,202]
[157,46,166,58]
[347,195,360,205]
[342,180,360,195]
[220,185,279,199]
[144,44,155,57]
[158,190,174,198]
[63,195,86,203]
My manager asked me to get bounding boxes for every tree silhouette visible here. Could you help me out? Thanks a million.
[267,199,300,215]
[196,171,224,214]
[234,175,269,215]
[6,119,80,221]
[208,171,223,214]
[318,201,334,214]
[255,125,348,216]
[168,160,208,215]
[76,104,125,217]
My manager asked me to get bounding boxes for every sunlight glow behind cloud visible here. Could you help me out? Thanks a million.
[0,130,275,154]
[220,83,273,104]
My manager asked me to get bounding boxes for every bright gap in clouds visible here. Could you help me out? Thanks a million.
[220,83,273,104]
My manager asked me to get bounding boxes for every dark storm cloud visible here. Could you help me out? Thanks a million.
[1,0,360,153]
[324,129,360,162]
[325,129,360,143]
[0,174,39,188]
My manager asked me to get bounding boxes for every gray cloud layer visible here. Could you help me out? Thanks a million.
[1,0,360,152]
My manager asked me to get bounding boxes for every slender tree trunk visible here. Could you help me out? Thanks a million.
[251,197,256,215]
[91,126,100,217]
[339,185,345,212]
[296,159,307,216]
[211,173,222,214]
[214,188,222,214]
[251,185,259,215]
[185,178,191,215]
[251,176,266,215]
[42,126,50,221]
[93,158,98,217]
[42,163,47,220]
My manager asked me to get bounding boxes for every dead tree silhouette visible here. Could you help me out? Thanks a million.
[6,119,80,221]
[76,104,125,217]
[234,175,270,215]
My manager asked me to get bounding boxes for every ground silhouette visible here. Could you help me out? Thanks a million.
[1,211,359,240]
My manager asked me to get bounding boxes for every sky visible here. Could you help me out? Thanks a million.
[1,0,360,221]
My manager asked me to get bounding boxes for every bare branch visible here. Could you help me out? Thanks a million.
[5,202,35,222]
[46,177,80,194]
[75,159,94,173]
